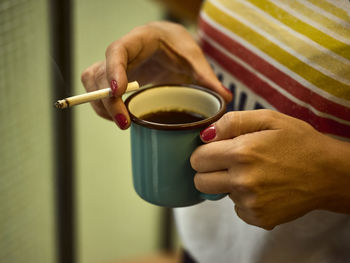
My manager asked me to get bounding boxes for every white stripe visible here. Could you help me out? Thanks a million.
[329,0,347,5]
[328,0,343,5]
[238,0,350,68]
[300,0,350,28]
[209,59,276,110]
[325,0,350,16]
[210,0,350,85]
[201,30,350,126]
[213,61,350,141]
[323,0,350,15]
[201,7,350,107]
[210,61,277,111]
[269,0,350,45]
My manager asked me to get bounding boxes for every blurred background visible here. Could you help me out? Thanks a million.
[0,0,200,263]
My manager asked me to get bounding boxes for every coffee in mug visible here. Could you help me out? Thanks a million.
[140,109,208,124]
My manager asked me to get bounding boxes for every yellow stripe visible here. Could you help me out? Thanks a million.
[203,1,350,99]
[219,0,350,83]
[244,0,350,61]
[307,0,350,21]
[279,0,350,40]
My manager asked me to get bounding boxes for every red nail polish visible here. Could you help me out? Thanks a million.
[114,113,128,129]
[200,125,216,142]
[111,80,118,96]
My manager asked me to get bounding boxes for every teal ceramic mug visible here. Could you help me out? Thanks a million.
[125,84,227,207]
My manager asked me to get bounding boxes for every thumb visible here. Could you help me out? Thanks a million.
[200,110,280,142]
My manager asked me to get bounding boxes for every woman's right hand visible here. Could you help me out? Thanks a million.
[81,21,232,129]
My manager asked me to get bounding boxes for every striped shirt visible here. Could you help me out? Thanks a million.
[199,0,350,140]
[174,1,350,262]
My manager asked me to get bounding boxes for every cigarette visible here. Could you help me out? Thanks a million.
[54,81,139,109]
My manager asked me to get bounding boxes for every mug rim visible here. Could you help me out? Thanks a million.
[125,84,226,131]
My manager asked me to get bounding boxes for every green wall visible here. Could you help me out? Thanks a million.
[74,1,164,262]
[0,0,55,262]
[0,1,169,263]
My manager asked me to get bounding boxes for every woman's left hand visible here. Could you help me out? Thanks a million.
[190,109,350,230]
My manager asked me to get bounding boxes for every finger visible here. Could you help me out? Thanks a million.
[105,26,159,97]
[190,139,236,172]
[81,61,111,120]
[90,101,113,121]
[192,57,233,103]
[200,110,282,142]
[103,97,130,129]
[105,41,128,97]
[81,61,102,92]
[194,170,231,194]
[94,63,130,129]
[155,22,233,103]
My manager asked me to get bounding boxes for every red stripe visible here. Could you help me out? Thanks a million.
[201,38,350,138]
[199,17,350,122]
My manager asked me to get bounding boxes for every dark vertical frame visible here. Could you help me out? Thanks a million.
[49,1,178,261]
[160,207,174,252]
[50,0,75,262]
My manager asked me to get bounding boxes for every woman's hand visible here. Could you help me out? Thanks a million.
[190,110,350,230]
[80,21,232,129]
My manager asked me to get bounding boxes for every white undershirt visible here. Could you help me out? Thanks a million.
[174,197,350,263]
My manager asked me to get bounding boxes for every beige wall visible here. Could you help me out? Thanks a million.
[74,1,165,262]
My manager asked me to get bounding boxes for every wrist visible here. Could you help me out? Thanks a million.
[319,135,350,214]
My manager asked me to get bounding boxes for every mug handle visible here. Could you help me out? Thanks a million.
[200,193,227,201]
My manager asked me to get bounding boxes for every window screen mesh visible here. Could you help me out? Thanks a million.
[0,0,56,262]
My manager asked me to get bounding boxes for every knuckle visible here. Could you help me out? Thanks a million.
[237,148,253,164]
[193,174,205,191]
[94,65,105,84]
[232,142,255,164]
[105,40,128,62]
[218,111,239,135]
[221,111,235,125]
[231,175,257,194]
[131,24,151,34]
[242,196,261,211]
[81,69,94,85]
[170,22,187,32]
[131,24,160,42]
[234,134,263,164]
[259,109,278,123]
[149,21,186,33]
[190,152,201,171]
[105,41,119,57]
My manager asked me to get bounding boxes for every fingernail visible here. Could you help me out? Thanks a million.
[111,80,118,96]
[114,113,128,129]
[200,124,216,142]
